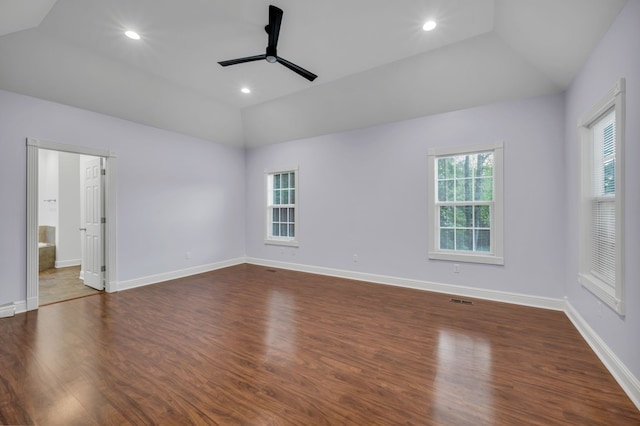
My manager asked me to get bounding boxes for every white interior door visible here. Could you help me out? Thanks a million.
[82,158,104,290]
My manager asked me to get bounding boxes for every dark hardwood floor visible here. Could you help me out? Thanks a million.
[1,264,638,425]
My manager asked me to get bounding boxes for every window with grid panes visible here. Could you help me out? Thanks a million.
[266,169,298,246]
[578,79,625,314]
[428,143,503,265]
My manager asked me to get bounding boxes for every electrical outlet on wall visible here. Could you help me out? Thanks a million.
[453,264,460,273]
[353,254,358,263]
[185,251,191,260]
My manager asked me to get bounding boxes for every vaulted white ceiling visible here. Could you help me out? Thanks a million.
[0,0,628,147]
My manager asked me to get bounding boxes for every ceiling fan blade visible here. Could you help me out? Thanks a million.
[267,5,283,51]
[276,57,318,82]
[218,54,266,67]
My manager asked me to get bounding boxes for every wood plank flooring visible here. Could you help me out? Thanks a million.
[39,265,100,306]
[1,264,638,425]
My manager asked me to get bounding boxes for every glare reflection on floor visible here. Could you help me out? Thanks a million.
[434,329,494,423]
[263,290,297,362]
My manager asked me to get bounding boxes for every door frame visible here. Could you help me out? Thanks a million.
[26,138,117,311]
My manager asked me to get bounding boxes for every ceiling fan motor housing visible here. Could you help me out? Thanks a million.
[266,45,277,63]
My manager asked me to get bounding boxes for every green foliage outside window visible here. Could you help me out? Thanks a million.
[437,152,493,252]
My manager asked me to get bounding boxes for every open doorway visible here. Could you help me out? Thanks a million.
[26,138,117,311]
[37,150,103,305]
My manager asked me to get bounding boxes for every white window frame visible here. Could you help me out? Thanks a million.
[577,78,625,315]
[428,142,504,265]
[265,168,299,247]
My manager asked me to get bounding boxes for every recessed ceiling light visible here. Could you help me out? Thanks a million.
[423,20,437,31]
[125,30,141,40]
[241,87,251,94]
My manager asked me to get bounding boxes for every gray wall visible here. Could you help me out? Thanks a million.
[564,0,640,385]
[57,151,81,266]
[0,89,246,304]
[245,93,566,299]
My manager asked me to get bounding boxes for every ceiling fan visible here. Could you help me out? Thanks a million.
[218,5,318,82]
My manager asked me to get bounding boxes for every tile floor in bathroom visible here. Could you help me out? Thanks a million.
[39,265,101,305]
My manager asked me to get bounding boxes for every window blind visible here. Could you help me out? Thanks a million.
[591,199,615,287]
[590,111,616,287]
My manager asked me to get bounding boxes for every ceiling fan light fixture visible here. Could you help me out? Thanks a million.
[266,55,277,63]
[124,30,141,40]
[423,20,437,31]
[241,87,251,94]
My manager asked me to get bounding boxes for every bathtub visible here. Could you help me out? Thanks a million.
[39,242,56,272]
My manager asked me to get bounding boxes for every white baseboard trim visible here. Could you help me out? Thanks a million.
[117,258,246,292]
[15,300,27,315]
[245,257,565,311]
[0,301,26,317]
[565,301,640,411]
[0,303,16,318]
[55,259,81,268]
[27,296,38,311]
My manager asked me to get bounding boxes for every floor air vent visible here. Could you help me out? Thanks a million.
[449,298,473,305]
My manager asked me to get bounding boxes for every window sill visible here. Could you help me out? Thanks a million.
[429,251,504,265]
[579,273,624,315]
[265,239,299,247]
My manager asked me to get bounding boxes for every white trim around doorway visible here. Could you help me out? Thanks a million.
[26,138,118,311]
